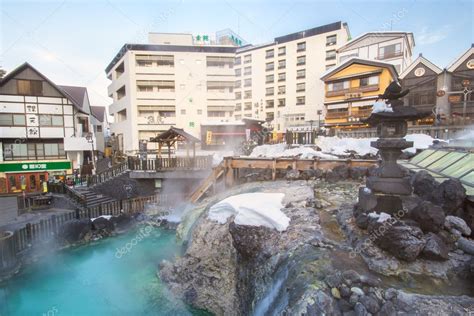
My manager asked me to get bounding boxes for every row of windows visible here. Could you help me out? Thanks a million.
[234,96,305,112]
[0,113,64,127]
[3,142,66,161]
[327,75,379,92]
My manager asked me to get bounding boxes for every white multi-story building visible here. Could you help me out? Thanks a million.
[105,31,241,154]
[0,63,98,193]
[233,21,351,133]
[337,32,415,74]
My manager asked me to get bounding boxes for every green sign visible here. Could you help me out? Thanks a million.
[0,161,72,173]
[189,122,195,128]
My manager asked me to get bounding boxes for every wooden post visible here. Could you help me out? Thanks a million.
[272,158,277,181]
[225,158,234,187]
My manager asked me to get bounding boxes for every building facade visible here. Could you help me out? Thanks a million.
[337,32,415,74]
[232,21,351,134]
[105,31,241,155]
[321,59,397,130]
[0,63,97,193]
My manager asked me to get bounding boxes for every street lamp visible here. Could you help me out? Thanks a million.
[86,132,96,174]
[317,110,323,134]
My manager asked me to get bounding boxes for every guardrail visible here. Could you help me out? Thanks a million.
[88,160,128,186]
[127,155,213,171]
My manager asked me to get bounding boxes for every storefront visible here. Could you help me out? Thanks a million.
[0,161,72,194]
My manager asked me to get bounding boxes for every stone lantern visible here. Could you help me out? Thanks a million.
[358,81,431,215]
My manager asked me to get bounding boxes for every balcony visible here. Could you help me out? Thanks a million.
[376,51,403,60]
[326,84,379,97]
[325,112,348,120]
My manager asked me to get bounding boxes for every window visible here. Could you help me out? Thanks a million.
[206,56,233,68]
[266,100,274,108]
[117,86,126,100]
[235,115,242,120]
[266,87,274,96]
[39,115,63,127]
[96,125,103,133]
[235,103,242,111]
[296,82,305,92]
[278,85,286,95]
[244,54,252,64]
[328,81,350,91]
[244,66,252,76]
[0,114,25,126]
[278,60,286,69]
[297,42,306,52]
[197,109,203,115]
[235,80,241,88]
[181,109,186,115]
[207,81,234,93]
[136,80,175,92]
[266,62,274,71]
[296,69,305,79]
[235,92,242,99]
[360,76,379,87]
[266,74,274,83]
[235,68,241,76]
[278,73,286,82]
[297,56,306,66]
[17,80,43,96]
[326,35,337,46]
[378,43,402,59]
[278,46,286,56]
[138,85,153,92]
[115,62,124,78]
[296,96,305,105]
[266,49,274,59]
[137,60,153,67]
[244,90,252,99]
[3,142,65,160]
[244,102,252,110]
[326,50,336,60]
[208,111,225,117]
[235,57,241,65]
[244,78,252,87]
[278,98,286,107]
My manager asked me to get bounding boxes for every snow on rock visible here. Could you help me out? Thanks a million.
[91,215,112,221]
[371,101,394,113]
[249,143,338,159]
[208,193,290,232]
[368,212,391,223]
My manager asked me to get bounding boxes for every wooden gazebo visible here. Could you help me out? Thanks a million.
[149,127,201,160]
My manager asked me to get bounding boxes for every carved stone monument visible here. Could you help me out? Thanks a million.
[358,80,431,214]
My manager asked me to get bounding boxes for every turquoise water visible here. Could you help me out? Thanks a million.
[0,227,202,316]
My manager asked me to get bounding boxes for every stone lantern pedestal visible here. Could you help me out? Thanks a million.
[358,102,431,215]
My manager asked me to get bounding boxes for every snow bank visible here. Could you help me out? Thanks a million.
[315,137,378,156]
[208,193,290,232]
[404,134,436,154]
[371,101,393,113]
[249,143,338,159]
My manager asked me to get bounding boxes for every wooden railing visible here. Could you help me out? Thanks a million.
[10,193,175,256]
[88,160,128,186]
[127,155,213,171]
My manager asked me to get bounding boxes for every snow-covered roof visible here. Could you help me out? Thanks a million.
[447,45,474,72]
[399,55,443,79]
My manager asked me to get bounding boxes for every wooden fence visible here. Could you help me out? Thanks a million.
[10,194,170,256]
[127,155,213,171]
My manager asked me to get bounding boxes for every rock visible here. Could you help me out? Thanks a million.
[332,287,341,299]
[92,217,114,232]
[350,287,364,296]
[450,228,463,240]
[359,294,380,314]
[379,301,396,315]
[285,169,300,180]
[350,167,368,180]
[384,288,398,301]
[444,216,472,236]
[436,230,456,251]
[355,213,369,230]
[369,221,425,262]
[353,302,368,316]
[229,222,274,260]
[340,285,352,298]
[325,273,343,288]
[111,213,134,231]
[58,219,92,244]
[411,201,445,233]
[349,293,361,306]
[457,237,474,255]
[412,170,438,201]
[359,275,381,287]
[337,299,353,312]
[422,233,449,260]
[308,290,341,315]
[434,179,466,214]
[342,270,361,285]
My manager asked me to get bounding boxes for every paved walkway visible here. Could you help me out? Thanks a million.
[0,197,74,232]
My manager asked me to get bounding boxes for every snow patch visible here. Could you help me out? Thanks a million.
[368,212,391,223]
[208,193,290,232]
[403,134,435,154]
[91,215,112,221]
[371,101,393,113]
[249,143,338,159]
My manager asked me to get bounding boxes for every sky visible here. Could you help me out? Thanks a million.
[1,0,473,107]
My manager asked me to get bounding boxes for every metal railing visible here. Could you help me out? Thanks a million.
[127,155,213,171]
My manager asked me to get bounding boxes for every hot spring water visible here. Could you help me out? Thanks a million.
[0,227,206,316]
